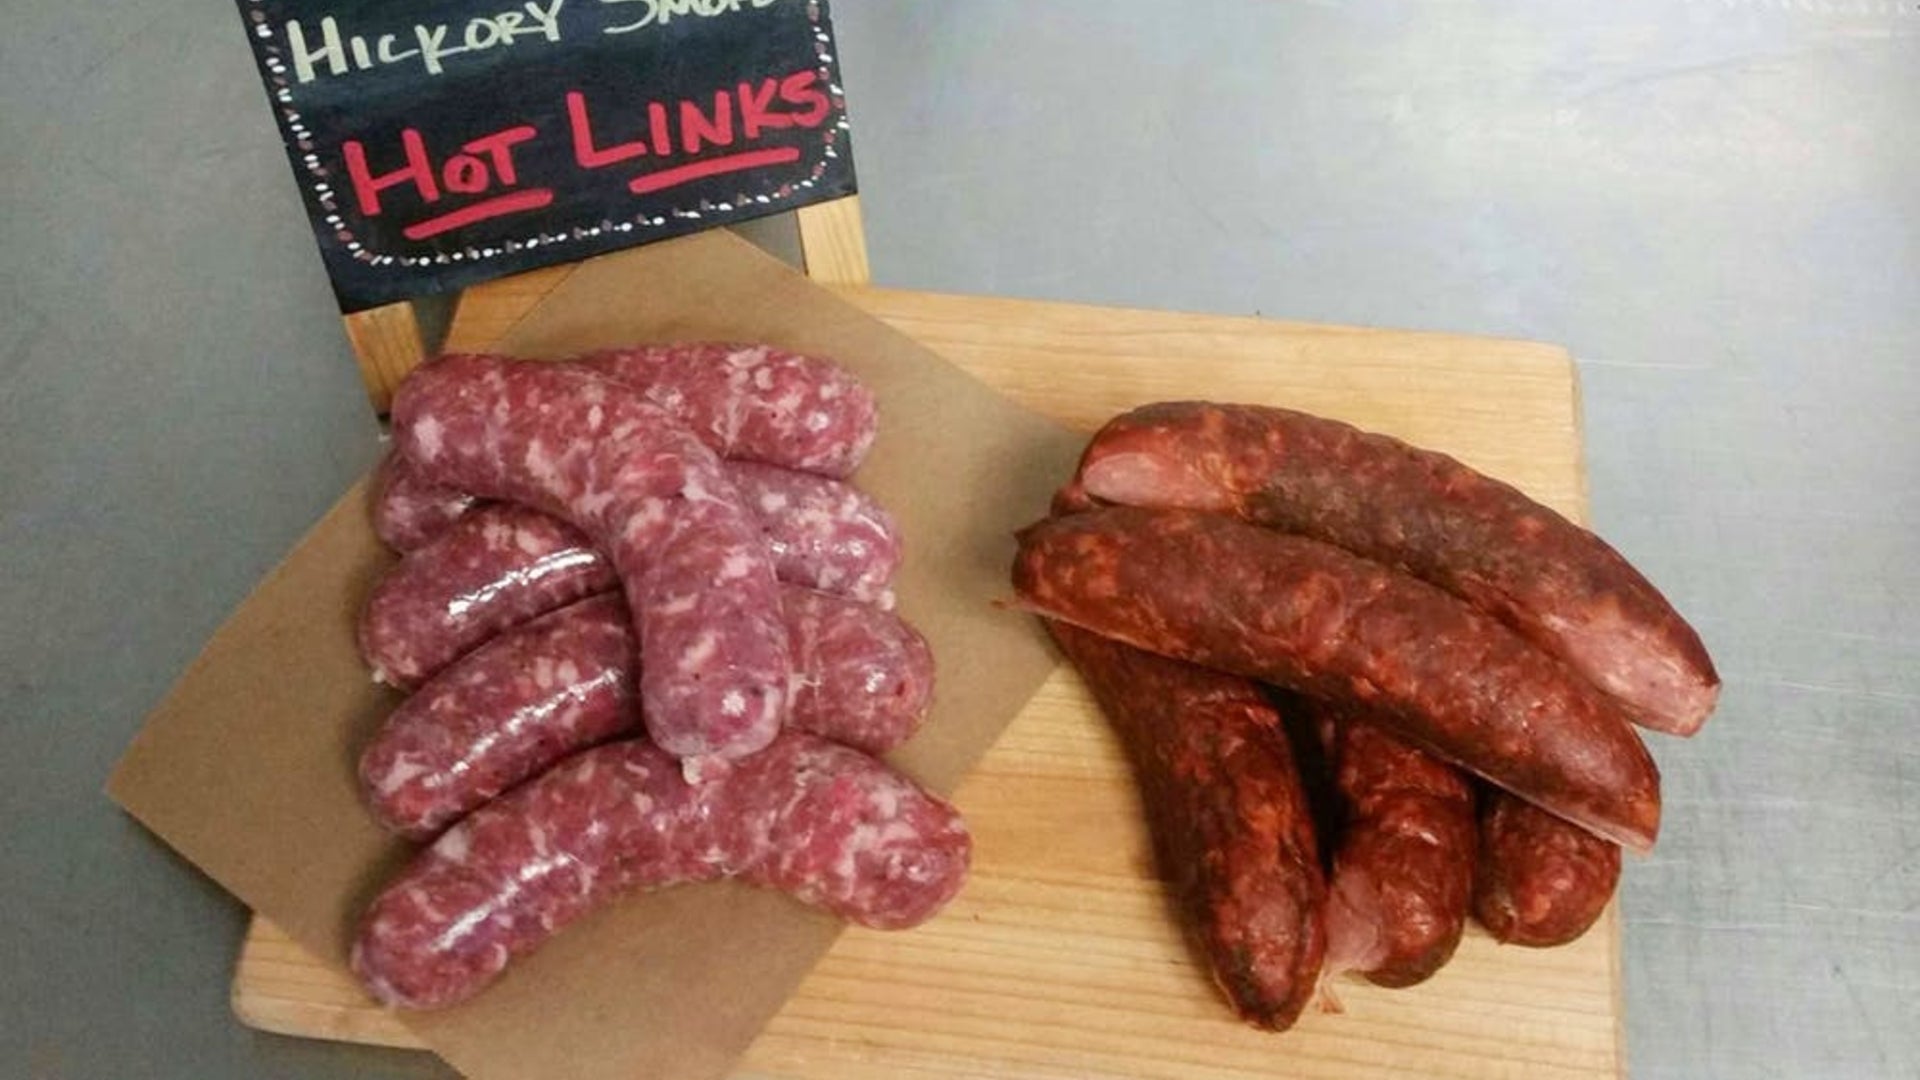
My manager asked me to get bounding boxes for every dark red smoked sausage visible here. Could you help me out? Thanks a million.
[1068,402,1719,737]
[390,355,789,762]
[351,733,971,1010]
[1474,789,1622,947]
[1013,507,1662,852]
[576,342,879,479]
[1046,622,1324,1031]
[361,589,935,839]
[1310,704,1476,988]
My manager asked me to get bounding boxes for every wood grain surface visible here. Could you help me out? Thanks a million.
[234,277,1622,1078]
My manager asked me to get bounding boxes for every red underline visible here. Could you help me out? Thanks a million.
[403,188,556,241]
[628,147,802,195]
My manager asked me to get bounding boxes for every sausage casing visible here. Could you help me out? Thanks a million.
[1013,507,1662,852]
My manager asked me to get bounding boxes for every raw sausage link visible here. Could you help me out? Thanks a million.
[1046,622,1325,1031]
[362,589,935,839]
[351,733,971,1010]
[359,504,616,689]
[1069,402,1720,736]
[1013,507,1662,852]
[370,452,481,552]
[1474,789,1622,947]
[577,342,878,479]
[780,585,934,754]
[360,481,901,690]
[1310,702,1476,988]
[390,354,788,762]
[729,460,900,607]
[373,455,902,609]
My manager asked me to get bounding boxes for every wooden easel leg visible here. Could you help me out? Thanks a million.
[342,302,429,415]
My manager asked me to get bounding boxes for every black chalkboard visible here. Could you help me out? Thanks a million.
[235,0,856,312]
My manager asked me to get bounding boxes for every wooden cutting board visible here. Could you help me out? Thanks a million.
[232,280,1623,1079]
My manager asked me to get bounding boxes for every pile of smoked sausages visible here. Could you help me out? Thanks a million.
[1016,402,1718,1031]
[345,346,968,1011]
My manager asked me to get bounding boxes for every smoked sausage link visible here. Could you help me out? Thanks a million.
[1070,402,1719,736]
[1474,790,1622,947]
[352,733,971,1010]
[1047,622,1325,1031]
[390,355,789,761]
[362,589,935,839]
[1312,705,1476,988]
[1013,507,1662,852]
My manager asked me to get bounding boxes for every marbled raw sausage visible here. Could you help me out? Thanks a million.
[390,354,787,762]
[359,479,901,690]
[361,589,935,839]
[577,342,878,479]
[351,733,971,1010]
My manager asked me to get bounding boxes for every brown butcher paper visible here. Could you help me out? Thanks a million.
[106,230,1081,1080]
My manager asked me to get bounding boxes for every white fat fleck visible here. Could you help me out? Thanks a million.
[682,755,731,785]
[587,404,604,430]
[578,489,617,519]
[720,688,747,717]
[657,592,699,616]
[533,656,556,689]
[819,381,841,400]
[804,410,832,434]
[718,551,754,581]
[758,492,790,514]
[411,416,445,461]
[523,440,564,490]
[437,827,472,865]
[682,631,720,670]
[374,755,431,796]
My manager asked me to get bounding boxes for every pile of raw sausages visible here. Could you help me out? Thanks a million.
[1016,401,1719,1031]
[344,345,968,1011]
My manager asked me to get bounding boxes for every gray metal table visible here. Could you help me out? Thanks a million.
[3,2,1914,1077]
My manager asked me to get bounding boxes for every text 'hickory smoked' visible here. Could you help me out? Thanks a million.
[1013,507,1662,853]
[1066,401,1719,736]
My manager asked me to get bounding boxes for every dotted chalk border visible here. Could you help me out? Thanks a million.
[242,0,850,271]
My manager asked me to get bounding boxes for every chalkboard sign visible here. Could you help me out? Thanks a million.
[235,0,856,312]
